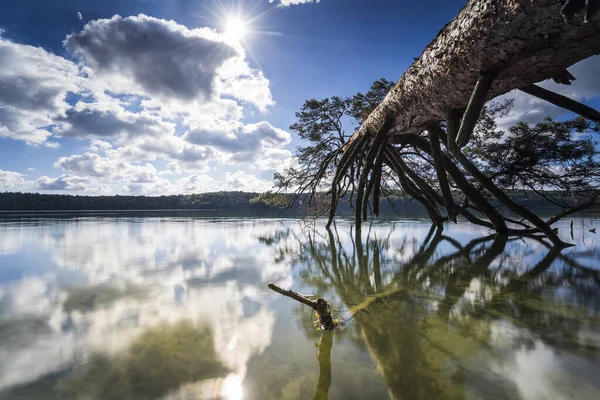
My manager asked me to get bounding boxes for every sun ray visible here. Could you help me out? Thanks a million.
[224,16,248,42]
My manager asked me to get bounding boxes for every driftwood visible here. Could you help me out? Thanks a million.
[322,0,600,246]
[268,282,406,330]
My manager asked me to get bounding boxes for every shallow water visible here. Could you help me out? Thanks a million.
[0,216,599,399]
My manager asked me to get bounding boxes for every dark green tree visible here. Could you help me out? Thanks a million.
[258,79,396,213]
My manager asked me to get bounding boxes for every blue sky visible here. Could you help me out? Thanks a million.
[0,0,599,195]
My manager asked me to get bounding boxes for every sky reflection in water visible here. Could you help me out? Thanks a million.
[0,216,599,399]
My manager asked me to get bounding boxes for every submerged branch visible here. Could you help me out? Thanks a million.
[268,282,407,330]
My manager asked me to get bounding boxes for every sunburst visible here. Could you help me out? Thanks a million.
[224,16,249,42]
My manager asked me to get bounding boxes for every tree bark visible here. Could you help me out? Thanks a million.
[323,0,600,243]
[345,0,600,144]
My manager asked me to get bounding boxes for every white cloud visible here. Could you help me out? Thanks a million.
[65,14,238,102]
[216,58,274,112]
[183,120,291,165]
[496,56,600,128]
[55,153,125,178]
[55,99,175,140]
[55,153,168,187]
[0,169,26,189]
[270,0,321,6]
[225,170,274,192]
[256,148,294,171]
[77,11,83,21]
[177,173,218,192]
[88,139,113,153]
[36,175,89,191]
[63,14,274,115]
[0,35,82,145]
[0,13,292,195]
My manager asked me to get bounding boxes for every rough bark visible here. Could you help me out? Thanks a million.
[319,0,600,244]
[427,123,457,221]
[346,0,600,144]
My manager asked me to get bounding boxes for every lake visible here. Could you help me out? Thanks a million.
[0,215,599,399]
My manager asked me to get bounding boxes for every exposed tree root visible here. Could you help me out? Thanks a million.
[310,1,600,247]
[519,84,600,123]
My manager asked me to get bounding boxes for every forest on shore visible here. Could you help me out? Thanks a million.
[0,190,581,216]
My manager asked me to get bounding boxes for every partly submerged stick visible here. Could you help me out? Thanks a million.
[268,282,406,330]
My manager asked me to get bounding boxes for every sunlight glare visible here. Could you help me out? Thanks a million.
[221,374,243,400]
[224,16,248,42]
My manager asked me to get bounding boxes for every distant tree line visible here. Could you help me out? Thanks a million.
[0,190,582,217]
[0,192,275,212]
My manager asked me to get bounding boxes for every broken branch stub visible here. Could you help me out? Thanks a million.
[268,282,407,331]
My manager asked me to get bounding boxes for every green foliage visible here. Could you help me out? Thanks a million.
[0,191,278,212]
[273,78,396,211]
[290,96,349,143]
[466,104,600,205]
[348,78,396,124]
[250,191,292,207]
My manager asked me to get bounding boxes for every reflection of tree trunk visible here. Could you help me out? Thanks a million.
[373,245,382,293]
[503,245,562,293]
[313,331,334,400]
[437,234,508,321]
[265,222,598,400]
[355,228,371,291]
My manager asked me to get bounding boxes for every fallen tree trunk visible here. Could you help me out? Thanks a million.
[349,0,600,142]
[322,0,600,244]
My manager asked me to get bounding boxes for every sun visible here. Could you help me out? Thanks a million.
[224,16,248,42]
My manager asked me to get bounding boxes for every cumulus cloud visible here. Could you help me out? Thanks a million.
[184,120,291,164]
[54,100,175,140]
[65,14,238,101]
[256,148,295,171]
[1,13,275,148]
[216,58,274,112]
[225,171,274,192]
[0,13,291,195]
[88,139,112,153]
[55,153,163,185]
[0,35,81,145]
[270,0,321,6]
[177,173,218,192]
[36,175,89,191]
[55,153,125,178]
[497,56,600,128]
[0,170,26,189]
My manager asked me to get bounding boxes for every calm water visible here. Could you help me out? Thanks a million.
[0,216,599,399]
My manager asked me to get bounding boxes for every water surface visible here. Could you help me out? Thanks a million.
[0,216,599,399]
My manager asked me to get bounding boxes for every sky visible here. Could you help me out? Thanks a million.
[0,0,599,196]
